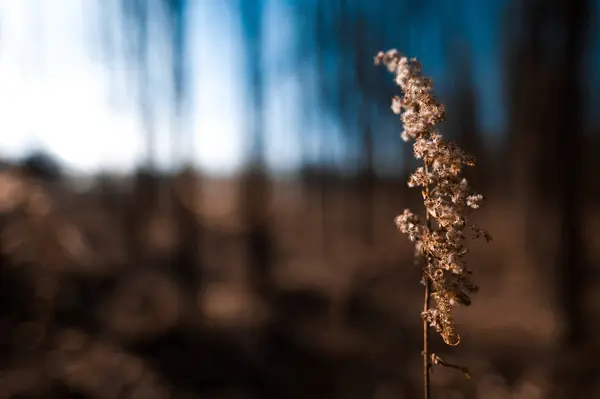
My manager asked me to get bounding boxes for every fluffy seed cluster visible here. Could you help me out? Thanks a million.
[375,49,491,346]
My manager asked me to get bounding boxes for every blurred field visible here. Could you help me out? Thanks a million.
[0,164,598,399]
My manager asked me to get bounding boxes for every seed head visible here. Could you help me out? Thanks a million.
[376,49,491,346]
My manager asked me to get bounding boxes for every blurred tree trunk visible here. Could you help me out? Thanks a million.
[238,0,274,299]
[552,0,592,395]
[172,169,202,292]
[315,0,330,259]
[131,169,158,268]
[107,0,193,288]
[506,1,592,393]
[446,44,485,189]
[240,169,272,297]
[355,16,375,248]
[505,0,550,261]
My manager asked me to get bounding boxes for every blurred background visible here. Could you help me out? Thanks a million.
[0,0,598,398]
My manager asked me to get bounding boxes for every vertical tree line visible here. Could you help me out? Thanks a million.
[93,1,596,394]
[504,0,592,396]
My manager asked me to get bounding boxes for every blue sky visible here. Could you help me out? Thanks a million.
[0,0,596,176]
[0,0,146,173]
[0,0,299,176]
[0,0,500,176]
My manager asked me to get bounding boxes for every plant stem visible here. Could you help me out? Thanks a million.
[423,277,431,399]
[423,160,432,399]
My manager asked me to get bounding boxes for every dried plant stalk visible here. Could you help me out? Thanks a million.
[375,50,491,398]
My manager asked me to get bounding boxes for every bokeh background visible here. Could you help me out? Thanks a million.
[0,0,598,398]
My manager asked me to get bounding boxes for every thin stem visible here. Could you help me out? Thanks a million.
[423,161,432,399]
[423,277,431,399]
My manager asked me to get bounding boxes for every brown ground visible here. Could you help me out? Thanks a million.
[0,169,597,398]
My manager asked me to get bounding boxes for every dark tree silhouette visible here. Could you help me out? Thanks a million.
[552,0,593,395]
[236,0,275,298]
[505,0,592,395]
